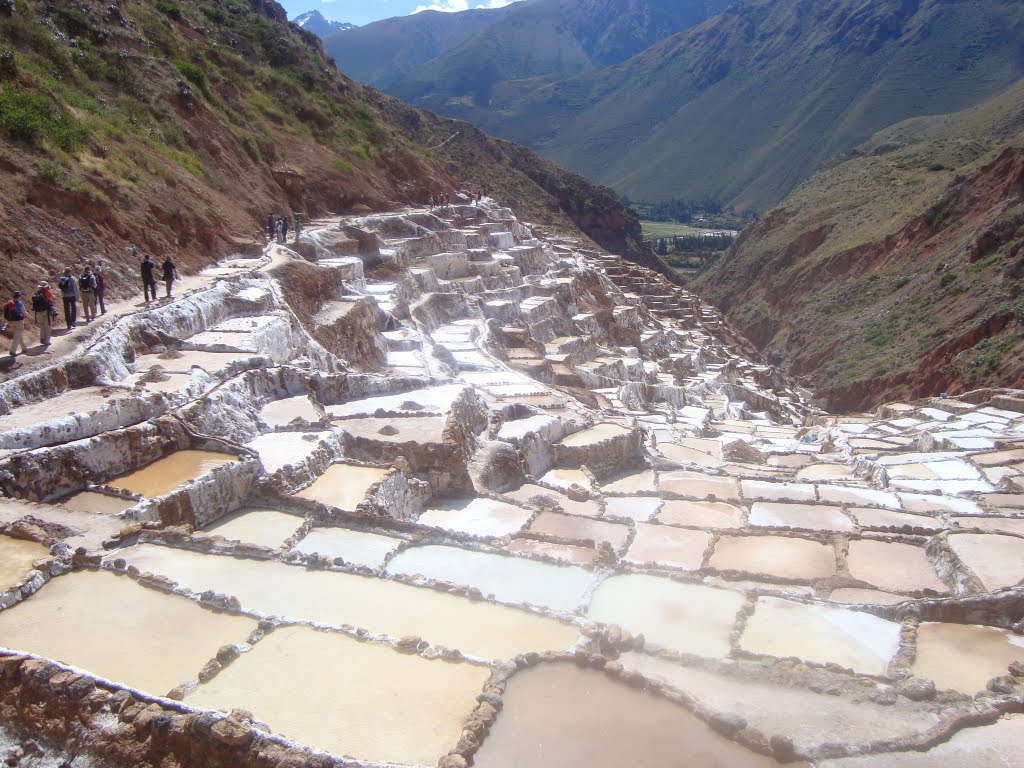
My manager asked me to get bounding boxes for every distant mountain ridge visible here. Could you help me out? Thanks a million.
[380,0,1024,213]
[293,10,354,36]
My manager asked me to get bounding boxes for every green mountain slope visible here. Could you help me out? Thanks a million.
[694,77,1024,411]
[390,0,732,108]
[321,7,514,90]
[416,0,1024,212]
[0,0,646,300]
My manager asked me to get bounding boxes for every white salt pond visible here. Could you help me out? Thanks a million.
[385,545,593,611]
[600,469,657,493]
[244,431,330,474]
[325,384,466,417]
[0,570,254,695]
[657,499,745,529]
[624,523,711,570]
[186,625,488,766]
[912,622,1024,694]
[710,535,836,581]
[108,545,579,660]
[296,464,390,510]
[0,535,49,589]
[740,597,901,676]
[587,573,743,657]
[417,498,533,538]
[748,502,855,532]
[845,540,946,594]
[107,450,237,499]
[537,467,593,490]
[504,483,603,518]
[506,538,597,564]
[203,508,303,548]
[293,527,401,568]
[946,533,1024,590]
[473,664,798,768]
[658,470,740,500]
[604,496,660,522]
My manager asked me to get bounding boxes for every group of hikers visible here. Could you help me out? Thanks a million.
[267,213,302,244]
[3,247,179,360]
[2,262,106,359]
[428,187,488,211]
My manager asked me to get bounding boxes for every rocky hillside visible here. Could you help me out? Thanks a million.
[0,0,647,302]
[695,78,1024,412]
[403,0,1024,213]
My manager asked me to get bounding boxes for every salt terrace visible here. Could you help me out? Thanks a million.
[0,199,1023,768]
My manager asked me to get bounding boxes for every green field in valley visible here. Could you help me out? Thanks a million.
[640,221,706,240]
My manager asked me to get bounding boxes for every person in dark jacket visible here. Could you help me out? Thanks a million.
[57,267,79,327]
[92,262,106,314]
[162,257,178,298]
[140,250,157,303]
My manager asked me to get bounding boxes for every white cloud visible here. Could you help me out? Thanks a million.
[413,0,517,13]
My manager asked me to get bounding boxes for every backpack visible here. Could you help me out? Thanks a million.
[31,292,47,313]
[3,301,21,321]
[79,274,94,291]
[58,275,72,293]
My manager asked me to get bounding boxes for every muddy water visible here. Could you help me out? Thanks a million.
[296,464,390,510]
[259,395,322,427]
[203,508,303,548]
[740,597,901,676]
[58,491,136,516]
[418,498,533,538]
[108,450,237,498]
[0,536,49,588]
[559,423,630,446]
[0,570,253,695]
[473,664,795,768]
[187,625,487,765]
[845,540,946,594]
[587,573,742,657]
[386,545,592,611]
[293,527,401,568]
[912,622,1024,694]
[710,535,836,581]
[110,545,579,660]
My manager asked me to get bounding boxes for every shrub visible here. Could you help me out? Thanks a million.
[155,0,183,22]
[173,59,207,94]
[0,82,86,150]
[939,272,957,288]
[35,158,64,183]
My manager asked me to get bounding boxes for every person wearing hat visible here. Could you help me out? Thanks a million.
[31,281,55,346]
[2,290,27,359]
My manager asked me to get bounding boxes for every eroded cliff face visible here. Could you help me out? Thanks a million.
[698,114,1024,413]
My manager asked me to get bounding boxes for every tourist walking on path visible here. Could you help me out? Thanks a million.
[279,216,289,243]
[31,282,54,346]
[3,291,27,359]
[58,267,79,328]
[79,267,98,322]
[93,262,106,314]
[293,213,302,242]
[162,256,178,298]
[267,214,276,241]
[139,250,157,303]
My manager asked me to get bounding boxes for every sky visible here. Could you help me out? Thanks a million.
[279,0,522,27]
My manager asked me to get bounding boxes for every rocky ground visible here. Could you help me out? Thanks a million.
[0,197,1022,768]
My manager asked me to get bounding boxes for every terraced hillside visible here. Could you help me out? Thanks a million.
[1,197,1023,768]
[696,78,1024,412]
[0,0,646,300]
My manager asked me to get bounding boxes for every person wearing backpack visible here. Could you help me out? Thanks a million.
[57,267,79,328]
[79,267,98,322]
[3,291,27,360]
[31,281,54,346]
[162,256,178,298]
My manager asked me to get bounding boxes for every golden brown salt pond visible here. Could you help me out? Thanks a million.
[912,622,1024,694]
[296,463,390,510]
[557,422,630,446]
[845,540,946,594]
[203,508,303,548]
[658,499,745,529]
[473,664,798,768]
[58,490,136,516]
[258,395,322,427]
[587,573,742,657]
[623,523,711,570]
[710,535,836,581]
[109,545,579,660]
[0,570,254,694]
[187,625,488,766]
[0,535,49,589]
[107,450,237,498]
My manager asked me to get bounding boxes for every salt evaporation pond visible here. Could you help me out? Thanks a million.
[587,573,742,657]
[109,545,579,660]
[107,450,237,498]
[417,498,532,538]
[624,523,711,570]
[187,625,488,766]
[203,508,303,548]
[472,664,798,768]
[58,490,136,516]
[845,540,946,594]
[0,570,254,695]
[710,535,836,581]
[259,395,322,427]
[296,464,390,510]
[740,597,901,676]
[293,527,401,568]
[658,499,745,529]
[385,545,592,611]
[557,422,629,446]
[912,622,1024,693]
[0,535,49,589]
